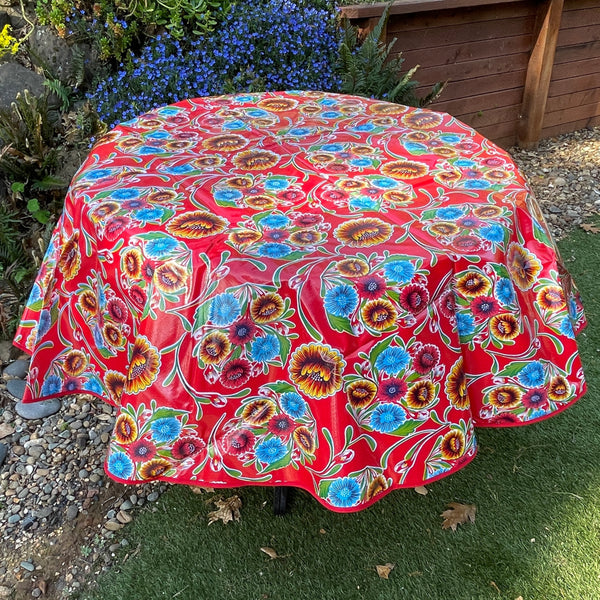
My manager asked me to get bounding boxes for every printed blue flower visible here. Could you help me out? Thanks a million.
[209,293,241,326]
[518,361,545,387]
[223,119,246,130]
[264,179,290,191]
[107,452,134,479]
[135,208,163,222]
[349,197,378,211]
[246,109,269,117]
[374,346,410,375]
[456,312,475,337]
[83,377,104,395]
[145,236,179,258]
[327,477,361,508]
[257,243,292,258]
[214,188,243,203]
[147,130,170,139]
[559,317,575,338]
[322,111,342,119]
[112,188,141,200]
[464,180,490,190]
[350,158,372,167]
[156,107,180,115]
[151,417,182,443]
[496,278,515,305]
[403,141,427,153]
[439,134,461,143]
[164,164,194,174]
[37,309,52,339]
[383,259,415,283]
[93,325,105,349]
[289,127,311,136]
[138,145,165,155]
[479,223,505,243]
[85,169,113,180]
[530,408,550,419]
[324,284,359,317]
[321,143,343,152]
[260,214,290,229]
[371,177,397,189]
[251,334,280,362]
[280,392,306,418]
[255,437,287,464]
[41,375,62,396]
[454,159,476,167]
[568,297,578,319]
[370,402,406,433]
[436,207,464,220]
[351,123,376,132]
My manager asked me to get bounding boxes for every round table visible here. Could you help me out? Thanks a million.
[14,91,587,512]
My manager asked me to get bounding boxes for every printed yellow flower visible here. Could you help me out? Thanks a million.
[290,343,345,399]
[125,336,160,394]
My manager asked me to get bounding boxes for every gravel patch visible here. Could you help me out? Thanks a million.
[0,125,598,599]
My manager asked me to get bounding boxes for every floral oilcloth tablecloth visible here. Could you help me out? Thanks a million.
[14,91,587,512]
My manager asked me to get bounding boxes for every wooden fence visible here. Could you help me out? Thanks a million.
[340,0,600,148]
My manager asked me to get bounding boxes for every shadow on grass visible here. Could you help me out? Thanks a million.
[82,226,600,600]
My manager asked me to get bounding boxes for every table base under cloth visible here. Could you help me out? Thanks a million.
[13,91,587,512]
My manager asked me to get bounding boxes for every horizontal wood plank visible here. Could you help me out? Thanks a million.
[428,71,527,101]
[554,39,600,63]
[543,101,600,127]
[545,87,600,112]
[434,88,524,115]
[548,72,600,95]
[551,55,600,78]
[541,114,600,137]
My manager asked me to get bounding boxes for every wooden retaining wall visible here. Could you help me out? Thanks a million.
[341,0,600,148]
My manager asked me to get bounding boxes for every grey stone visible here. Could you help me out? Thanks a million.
[21,515,35,530]
[120,500,133,511]
[19,561,34,572]
[0,340,18,364]
[0,63,45,111]
[6,379,26,400]
[65,504,78,521]
[15,398,61,420]
[3,359,29,379]
[28,26,73,84]
[7,514,20,524]
[147,491,159,502]
[27,445,44,459]
[0,443,7,467]
[35,506,53,519]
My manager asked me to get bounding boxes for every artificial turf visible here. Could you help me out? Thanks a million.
[83,223,600,600]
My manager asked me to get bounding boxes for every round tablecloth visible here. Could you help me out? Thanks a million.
[14,91,587,512]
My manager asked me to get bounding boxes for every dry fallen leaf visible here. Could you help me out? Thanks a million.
[189,486,215,494]
[38,580,47,595]
[375,563,394,579]
[581,223,600,234]
[207,495,242,525]
[440,502,477,531]
[414,486,428,496]
[260,547,280,560]
[0,423,15,439]
[490,581,501,593]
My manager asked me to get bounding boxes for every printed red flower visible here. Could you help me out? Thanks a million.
[129,439,157,462]
[229,318,257,345]
[412,344,441,374]
[356,275,387,299]
[104,216,131,241]
[171,437,206,459]
[399,284,430,314]
[522,388,548,409]
[222,428,255,456]
[470,296,500,319]
[107,298,129,323]
[267,414,295,438]
[220,358,252,388]
[379,378,407,402]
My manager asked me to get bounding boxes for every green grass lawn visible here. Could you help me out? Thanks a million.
[83,224,600,600]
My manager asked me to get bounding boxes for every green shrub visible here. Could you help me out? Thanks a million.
[338,5,444,106]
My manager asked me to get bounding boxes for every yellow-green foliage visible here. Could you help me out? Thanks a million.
[0,24,20,58]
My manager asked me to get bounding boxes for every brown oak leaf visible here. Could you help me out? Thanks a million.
[207,495,242,525]
[375,563,394,579]
[414,486,428,495]
[581,223,600,234]
[440,502,476,531]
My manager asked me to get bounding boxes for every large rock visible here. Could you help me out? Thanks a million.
[0,62,45,110]
[15,398,61,420]
[28,25,73,84]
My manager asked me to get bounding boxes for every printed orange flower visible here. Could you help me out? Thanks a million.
[202,133,248,152]
[382,190,413,205]
[245,194,277,210]
[293,426,316,454]
[257,97,298,112]
[368,102,407,116]
[445,358,469,409]
[456,271,492,298]
[473,205,503,219]
[139,457,172,479]
[122,247,143,279]
[488,385,522,409]
[79,290,99,315]
[289,343,345,399]
[440,430,465,460]
[233,149,280,171]
[484,169,511,182]
[90,201,119,222]
[227,176,254,189]
[346,379,378,408]
[536,286,566,312]
[401,111,443,130]
[406,131,430,142]
[405,380,436,409]
[366,474,388,500]
[103,323,124,347]
[154,262,188,294]
[289,230,323,246]
[429,222,459,237]
[64,350,87,376]
[165,139,194,152]
[125,336,160,394]
[361,299,398,331]
[435,170,461,185]
[338,179,366,191]
[381,160,429,179]
[114,413,138,444]
[166,211,227,238]
[334,218,393,247]
[193,155,224,168]
[199,331,231,365]
[250,292,285,323]
[432,146,458,159]
[490,313,520,341]
[147,189,177,203]
[58,232,81,281]
[241,399,277,425]
[229,229,262,246]
[548,375,571,402]
[104,371,126,403]
[507,243,542,291]
[310,153,335,164]
[336,258,370,277]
